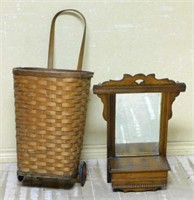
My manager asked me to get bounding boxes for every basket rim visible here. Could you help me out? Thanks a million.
[13,67,94,78]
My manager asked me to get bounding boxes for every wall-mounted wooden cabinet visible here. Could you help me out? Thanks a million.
[93,74,186,192]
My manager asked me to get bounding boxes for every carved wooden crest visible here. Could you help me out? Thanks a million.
[93,74,186,120]
[102,74,175,86]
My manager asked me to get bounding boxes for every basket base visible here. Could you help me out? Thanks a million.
[17,161,87,187]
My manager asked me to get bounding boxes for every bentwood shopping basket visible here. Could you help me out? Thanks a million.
[13,9,93,186]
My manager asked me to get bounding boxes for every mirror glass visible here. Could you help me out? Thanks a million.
[115,93,161,156]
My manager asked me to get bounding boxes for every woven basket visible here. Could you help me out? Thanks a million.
[13,9,93,178]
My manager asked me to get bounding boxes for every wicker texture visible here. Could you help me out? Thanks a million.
[13,9,93,178]
[14,74,91,177]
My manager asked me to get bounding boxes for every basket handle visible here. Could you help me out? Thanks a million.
[47,9,86,71]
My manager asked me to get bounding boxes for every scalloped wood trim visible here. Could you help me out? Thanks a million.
[102,74,176,87]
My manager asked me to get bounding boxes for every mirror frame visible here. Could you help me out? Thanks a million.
[93,73,186,182]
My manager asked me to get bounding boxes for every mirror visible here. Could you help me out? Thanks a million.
[115,93,162,156]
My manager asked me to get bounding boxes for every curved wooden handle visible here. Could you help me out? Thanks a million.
[47,9,86,71]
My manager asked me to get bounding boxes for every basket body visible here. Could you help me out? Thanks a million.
[13,68,93,178]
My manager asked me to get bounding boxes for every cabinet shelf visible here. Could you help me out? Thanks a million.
[109,155,170,192]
